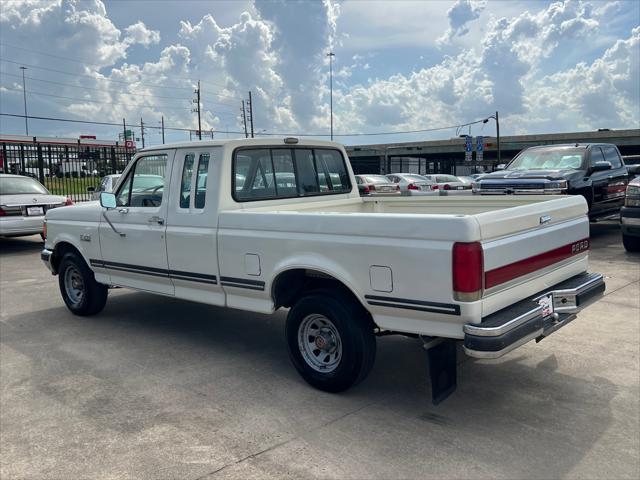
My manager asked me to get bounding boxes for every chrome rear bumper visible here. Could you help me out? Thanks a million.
[463,272,605,359]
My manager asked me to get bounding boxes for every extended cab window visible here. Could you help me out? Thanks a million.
[233,147,351,202]
[116,154,168,207]
[179,154,195,208]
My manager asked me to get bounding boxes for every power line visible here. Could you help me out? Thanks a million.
[0,111,495,138]
[0,42,233,90]
[0,71,193,101]
[1,86,191,110]
[0,44,242,97]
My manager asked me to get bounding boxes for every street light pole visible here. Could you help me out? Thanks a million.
[327,52,335,140]
[19,66,28,135]
[483,111,501,167]
[495,110,501,164]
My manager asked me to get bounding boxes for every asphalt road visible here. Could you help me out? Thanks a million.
[1,223,638,479]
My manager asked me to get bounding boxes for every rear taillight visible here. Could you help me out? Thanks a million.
[64,197,74,206]
[431,185,439,190]
[395,185,400,191]
[0,207,6,217]
[363,185,370,193]
[452,242,484,301]
[407,183,420,190]
[369,184,376,191]
[42,221,47,239]
[443,184,451,190]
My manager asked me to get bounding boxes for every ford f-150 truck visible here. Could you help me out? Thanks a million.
[41,138,605,403]
[473,143,629,222]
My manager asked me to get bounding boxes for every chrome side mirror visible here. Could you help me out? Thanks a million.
[100,192,117,209]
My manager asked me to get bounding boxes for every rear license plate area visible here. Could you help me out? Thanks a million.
[26,206,44,216]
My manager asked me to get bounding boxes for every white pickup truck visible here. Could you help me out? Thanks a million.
[42,138,605,403]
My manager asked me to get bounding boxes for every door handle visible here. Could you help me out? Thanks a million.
[118,208,129,214]
[148,216,164,225]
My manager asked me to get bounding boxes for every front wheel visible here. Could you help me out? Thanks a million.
[622,232,640,252]
[58,252,108,316]
[285,290,376,393]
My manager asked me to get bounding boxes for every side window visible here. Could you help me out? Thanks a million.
[179,154,195,208]
[194,153,209,209]
[294,149,320,195]
[591,148,606,167]
[602,147,622,168]
[116,154,168,207]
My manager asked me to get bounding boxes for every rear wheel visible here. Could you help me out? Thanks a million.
[622,232,640,252]
[285,290,376,393]
[58,252,108,315]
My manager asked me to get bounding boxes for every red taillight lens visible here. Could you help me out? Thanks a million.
[444,184,451,190]
[369,184,376,191]
[431,185,439,190]
[65,197,74,206]
[396,185,400,191]
[0,207,6,217]
[452,242,484,301]
[363,185,370,193]
[42,221,47,239]
[407,183,419,190]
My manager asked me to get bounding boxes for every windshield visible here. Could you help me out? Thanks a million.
[0,176,49,195]
[508,148,585,170]
[364,175,391,184]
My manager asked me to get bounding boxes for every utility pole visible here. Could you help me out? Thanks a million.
[241,100,248,138]
[248,91,254,138]
[19,66,28,135]
[140,117,145,148]
[122,118,127,147]
[327,52,335,140]
[161,116,165,144]
[192,81,202,140]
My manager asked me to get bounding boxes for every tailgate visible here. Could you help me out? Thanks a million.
[475,196,590,317]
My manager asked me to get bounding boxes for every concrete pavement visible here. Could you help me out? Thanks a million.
[1,223,638,479]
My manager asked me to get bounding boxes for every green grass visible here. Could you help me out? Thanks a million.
[44,177,99,199]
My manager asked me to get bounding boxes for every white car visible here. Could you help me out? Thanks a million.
[87,174,121,200]
[41,138,605,403]
[0,174,72,238]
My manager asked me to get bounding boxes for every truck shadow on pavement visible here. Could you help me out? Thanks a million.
[0,236,44,255]
[2,289,624,479]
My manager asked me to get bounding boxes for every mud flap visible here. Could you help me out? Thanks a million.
[427,339,457,405]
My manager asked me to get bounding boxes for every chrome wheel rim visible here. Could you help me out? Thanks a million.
[64,265,85,305]
[298,314,342,373]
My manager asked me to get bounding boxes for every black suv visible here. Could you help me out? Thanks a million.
[473,143,630,221]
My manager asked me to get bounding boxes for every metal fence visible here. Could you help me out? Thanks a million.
[1,141,135,202]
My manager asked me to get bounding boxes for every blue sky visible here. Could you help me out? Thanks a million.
[0,0,638,146]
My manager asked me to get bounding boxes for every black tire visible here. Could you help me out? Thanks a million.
[622,233,640,252]
[58,252,108,316]
[285,289,376,393]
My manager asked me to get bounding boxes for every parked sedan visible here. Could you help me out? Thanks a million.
[87,174,121,200]
[355,175,400,195]
[386,173,438,194]
[0,174,72,238]
[621,176,640,252]
[421,174,471,190]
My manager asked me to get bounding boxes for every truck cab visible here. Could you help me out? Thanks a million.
[473,143,629,221]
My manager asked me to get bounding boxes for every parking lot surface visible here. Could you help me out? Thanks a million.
[1,223,638,479]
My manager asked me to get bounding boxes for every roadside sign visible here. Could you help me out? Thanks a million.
[465,135,473,162]
[125,140,134,148]
[476,136,483,152]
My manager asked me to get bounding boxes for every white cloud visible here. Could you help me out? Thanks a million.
[124,21,160,47]
[438,0,486,44]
